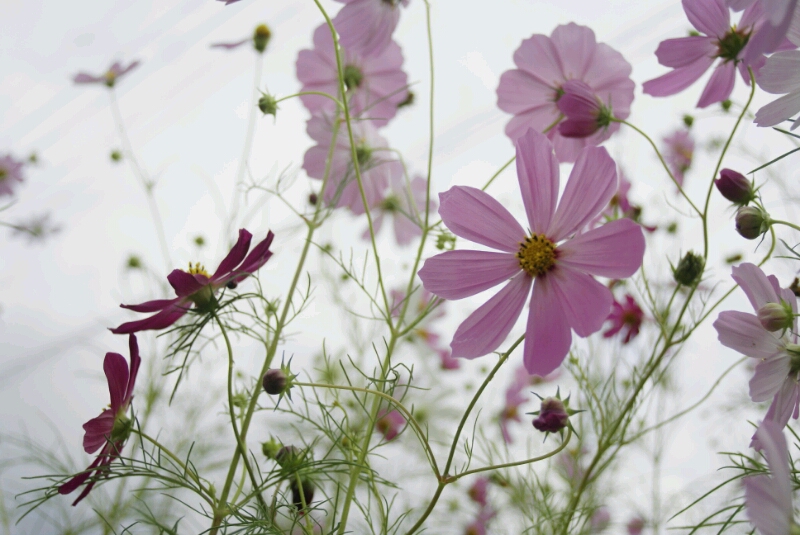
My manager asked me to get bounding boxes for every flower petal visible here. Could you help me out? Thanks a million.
[212,229,252,280]
[515,129,559,234]
[714,311,786,359]
[750,357,792,402]
[231,231,275,283]
[731,263,781,311]
[524,276,572,376]
[496,70,555,115]
[110,300,190,334]
[548,146,617,240]
[697,61,736,108]
[557,218,645,278]
[450,272,532,359]
[755,90,800,128]
[419,250,521,300]
[167,269,206,297]
[759,50,800,93]
[642,55,715,97]
[438,186,526,252]
[763,378,800,428]
[655,36,717,68]
[547,265,613,337]
[104,352,129,413]
[126,334,141,402]
[683,0,730,37]
[744,474,793,535]
[82,409,114,454]
[755,420,792,500]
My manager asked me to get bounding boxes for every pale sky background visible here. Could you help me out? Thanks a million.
[2,0,798,533]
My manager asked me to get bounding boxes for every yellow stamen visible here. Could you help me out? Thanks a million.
[517,234,556,277]
[187,262,210,277]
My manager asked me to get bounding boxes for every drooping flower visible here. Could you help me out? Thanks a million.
[302,112,401,212]
[111,229,274,334]
[557,80,616,139]
[496,23,634,163]
[642,0,777,108]
[59,334,141,505]
[418,129,646,376]
[73,60,140,88]
[713,263,800,439]
[375,409,405,441]
[389,286,444,348]
[331,0,410,57]
[0,153,25,197]
[296,23,408,127]
[743,420,795,535]
[210,24,272,53]
[367,175,434,246]
[755,50,800,129]
[663,128,694,186]
[603,294,645,344]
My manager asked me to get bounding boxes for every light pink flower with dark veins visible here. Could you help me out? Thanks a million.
[332,0,410,58]
[59,335,141,505]
[643,0,781,108]
[0,154,25,197]
[297,24,408,127]
[755,50,800,129]
[366,175,434,246]
[744,420,795,535]
[302,113,401,212]
[73,60,140,88]
[496,23,634,163]
[713,263,800,443]
[418,129,645,376]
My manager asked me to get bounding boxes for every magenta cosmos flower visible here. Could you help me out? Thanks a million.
[604,294,645,344]
[302,113,401,212]
[297,23,408,127]
[111,229,274,334]
[729,0,800,61]
[375,409,405,441]
[755,50,800,129]
[642,0,776,108]
[418,129,646,376]
[74,60,140,88]
[744,420,795,535]
[0,153,25,197]
[496,23,634,163]
[59,334,141,505]
[332,0,410,57]
[713,263,800,436]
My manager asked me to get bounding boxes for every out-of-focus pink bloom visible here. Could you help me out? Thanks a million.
[467,477,489,506]
[418,129,645,376]
[464,506,496,535]
[59,335,141,505]
[558,447,587,483]
[755,50,800,129]
[211,24,271,53]
[367,175,434,246]
[728,0,800,60]
[496,23,634,163]
[302,113,401,212]
[111,229,274,334]
[375,409,405,441]
[438,348,461,370]
[744,420,795,535]
[297,24,408,127]
[663,129,694,186]
[500,365,532,444]
[626,517,645,535]
[389,286,445,348]
[604,294,645,344]
[713,263,800,444]
[0,154,25,197]
[332,0,410,57]
[557,80,615,139]
[591,507,611,532]
[643,0,778,108]
[73,60,140,88]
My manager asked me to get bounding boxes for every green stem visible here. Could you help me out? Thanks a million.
[274,91,343,108]
[770,219,800,233]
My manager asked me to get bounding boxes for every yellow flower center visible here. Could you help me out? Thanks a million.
[517,234,556,277]
[187,262,210,277]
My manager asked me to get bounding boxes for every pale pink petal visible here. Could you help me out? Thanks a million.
[750,357,792,402]
[655,36,717,68]
[755,90,800,127]
[548,146,617,240]
[714,311,786,359]
[547,265,613,337]
[515,129,559,234]
[683,0,730,37]
[549,23,597,80]
[450,272,532,359]
[744,475,793,535]
[103,352,129,413]
[511,34,565,88]
[418,250,521,300]
[557,218,645,278]
[642,56,715,97]
[764,379,800,428]
[697,61,736,108]
[731,263,781,311]
[496,70,555,115]
[438,186,525,252]
[504,106,561,142]
[756,420,792,499]
[524,277,572,376]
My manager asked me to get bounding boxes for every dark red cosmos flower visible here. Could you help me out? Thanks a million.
[59,334,141,505]
[111,229,274,334]
[603,294,644,344]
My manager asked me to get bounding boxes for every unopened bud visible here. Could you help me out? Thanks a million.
[532,397,569,433]
[258,93,278,116]
[261,437,282,459]
[673,251,704,287]
[715,169,754,205]
[253,24,271,53]
[757,301,794,332]
[262,368,288,395]
[276,445,303,471]
[290,478,315,510]
[735,206,769,240]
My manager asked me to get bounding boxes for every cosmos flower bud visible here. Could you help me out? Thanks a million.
[261,437,282,459]
[532,397,569,433]
[262,368,288,395]
[253,24,271,53]
[258,93,278,116]
[735,206,770,240]
[557,80,614,138]
[758,301,795,332]
[715,169,754,205]
[673,251,704,287]
[290,477,315,510]
[276,445,304,471]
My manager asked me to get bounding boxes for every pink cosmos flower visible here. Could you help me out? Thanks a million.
[556,80,615,139]
[366,175,434,246]
[500,367,529,444]
[302,113,401,212]
[743,420,795,535]
[59,334,141,505]
[111,229,274,334]
[389,286,444,348]
[591,507,612,532]
[73,60,140,88]
[438,348,461,370]
[713,263,800,440]
[464,506,496,535]
[627,517,645,535]
[375,409,405,441]
[642,0,775,108]
[604,294,645,344]
[467,477,489,506]
[663,129,694,186]
[297,24,408,127]
[755,50,800,129]
[0,153,25,197]
[728,0,800,61]
[496,23,634,163]
[418,129,646,376]
[332,0,410,57]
